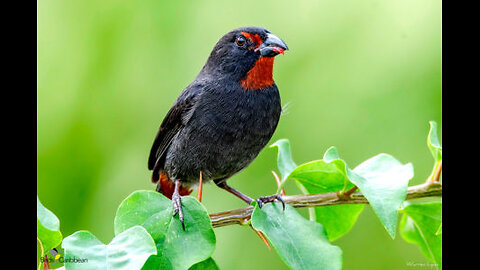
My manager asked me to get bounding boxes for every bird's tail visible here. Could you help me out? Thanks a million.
[153,171,192,199]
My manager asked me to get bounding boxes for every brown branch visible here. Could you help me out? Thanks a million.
[209,182,442,228]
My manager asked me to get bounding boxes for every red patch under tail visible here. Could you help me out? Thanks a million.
[155,171,192,199]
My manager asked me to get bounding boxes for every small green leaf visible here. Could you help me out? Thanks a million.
[289,157,363,240]
[62,225,157,270]
[427,121,442,162]
[271,139,317,220]
[37,195,63,255]
[314,205,364,242]
[289,159,355,194]
[400,202,442,269]
[323,146,340,162]
[315,147,364,241]
[286,147,362,240]
[270,139,297,181]
[351,154,413,238]
[251,203,342,270]
[188,257,219,270]
[114,191,216,270]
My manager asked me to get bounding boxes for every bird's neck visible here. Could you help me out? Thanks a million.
[240,57,275,90]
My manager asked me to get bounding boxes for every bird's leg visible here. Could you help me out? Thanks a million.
[172,180,185,231]
[214,180,285,210]
[214,180,254,204]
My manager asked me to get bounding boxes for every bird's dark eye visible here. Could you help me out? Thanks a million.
[235,36,246,47]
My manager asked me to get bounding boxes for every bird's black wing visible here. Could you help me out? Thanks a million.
[148,86,201,179]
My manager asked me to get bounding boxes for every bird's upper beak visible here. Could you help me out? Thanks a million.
[258,33,289,57]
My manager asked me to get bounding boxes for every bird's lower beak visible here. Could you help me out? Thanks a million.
[259,33,289,57]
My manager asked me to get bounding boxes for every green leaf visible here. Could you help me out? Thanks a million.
[114,190,216,270]
[37,195,63,255]
[427,121,442,162]
[323,146,340,162]
[289,158,355,194]
[351,154,413,238]
[316,147,364,241]
[288,147,362,240]
[251,203,342,270]
[400,202,442,269]
[188,257,219,270]
[271,139,318,220]
[270,139,297,181]
[314,205,364,242]
[62,225,157,270]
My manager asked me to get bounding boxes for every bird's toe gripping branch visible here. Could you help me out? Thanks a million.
[172,180,185,231]
[256,194,285,211]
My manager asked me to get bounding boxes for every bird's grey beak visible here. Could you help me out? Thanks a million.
[259,33,289,57]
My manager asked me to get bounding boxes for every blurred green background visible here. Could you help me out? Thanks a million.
[37,0,441,269]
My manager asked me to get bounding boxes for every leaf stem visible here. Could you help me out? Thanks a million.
[338,186,358,200]
[427,160,442,184]
[249,224,271,250]
[272,171,286,196]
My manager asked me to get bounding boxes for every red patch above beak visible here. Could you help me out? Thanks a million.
[240,32,263,47]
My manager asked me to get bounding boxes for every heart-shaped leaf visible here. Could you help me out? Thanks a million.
[251,202,342,270]
[37,195,63,255]
[271,139,319,220]
[351,154,413,238]
[270,141,412,240]
[313,205,364,242]
[289,147,356,194]
[291,147,363,240]
[114,190,216,270]
[271,143,364,240]
[62,225,157,270]
[312,147,364,241]
[400,202,442,269]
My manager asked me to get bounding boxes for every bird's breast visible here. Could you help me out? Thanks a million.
[204,85,281,142]
[165,84,281,183]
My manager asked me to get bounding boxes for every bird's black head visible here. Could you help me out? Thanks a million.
[201,26,288,90]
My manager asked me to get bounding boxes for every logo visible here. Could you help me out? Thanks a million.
[40,248,88,267]
[50,248,62,263]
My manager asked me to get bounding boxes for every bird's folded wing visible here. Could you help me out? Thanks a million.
[148,87,201,172]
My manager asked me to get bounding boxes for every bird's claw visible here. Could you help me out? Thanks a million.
[256,194,285,211]
[172,192,185,231]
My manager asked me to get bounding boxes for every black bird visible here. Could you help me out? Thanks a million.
[148,26,288,229]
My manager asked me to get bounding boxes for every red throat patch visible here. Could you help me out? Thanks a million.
[240,57,275,90]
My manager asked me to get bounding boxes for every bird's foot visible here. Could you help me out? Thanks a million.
[172,191,185,231]
[256,194,285,211]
